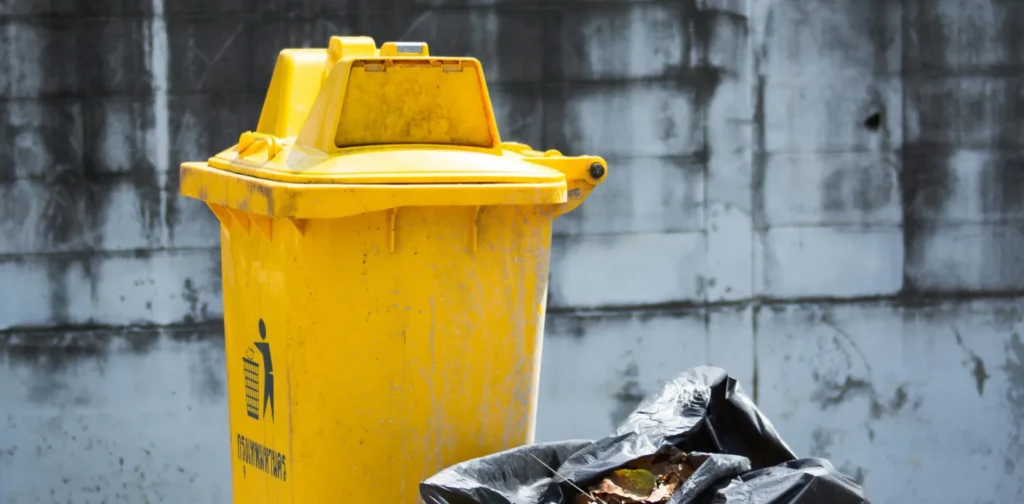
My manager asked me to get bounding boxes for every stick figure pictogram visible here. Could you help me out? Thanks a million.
[254,319,275,421]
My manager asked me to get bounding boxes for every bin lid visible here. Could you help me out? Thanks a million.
[179,36,607,220]
[206,144,568,186]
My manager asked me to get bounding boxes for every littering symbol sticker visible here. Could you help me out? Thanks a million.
[242,319,275,422]
[236,319,287,481]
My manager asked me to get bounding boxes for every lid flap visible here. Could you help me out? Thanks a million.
[334,59,496,149]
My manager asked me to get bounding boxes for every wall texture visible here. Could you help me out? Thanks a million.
[2,0,1023,502]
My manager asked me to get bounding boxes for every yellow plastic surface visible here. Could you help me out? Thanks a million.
[178,36,607,504]
[335,60,495,148]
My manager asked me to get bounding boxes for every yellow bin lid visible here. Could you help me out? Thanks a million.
[179,36,607,220]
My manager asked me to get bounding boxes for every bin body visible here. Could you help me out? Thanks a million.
[221,205,553,503]
[180,36,606,503]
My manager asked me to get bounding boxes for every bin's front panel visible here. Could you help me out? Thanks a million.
[221,204,554,504]
[298,205,551,504]
[220,214,296,503]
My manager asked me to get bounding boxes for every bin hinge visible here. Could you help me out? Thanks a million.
[441,60,463,72]
[237,131,283,161]
[357,58,463,73]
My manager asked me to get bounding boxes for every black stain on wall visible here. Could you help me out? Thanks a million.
[29,19,98,325]
[2,324,225,405]
[3,331,109,405]
[2,6,247,329]
[540,0,724,301]
[538,6,568,153]
[821,150,896,216]
[811,371,917,422]
[953,328,990,396]
[988,3,1024,232]
[900,0,1024,295]
[811,0,901,225]
[900,0,956,297]
[750,3,772,234]
[0,121,17,183]
[809,428,835,458]
[181,278,210,323]
[682,0,724,181]
[1003,333,1024,416]
[610,360,645,428]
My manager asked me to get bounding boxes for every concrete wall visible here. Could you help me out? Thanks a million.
[1,0,1023,502]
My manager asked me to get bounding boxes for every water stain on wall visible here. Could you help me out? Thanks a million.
[821,151,897,216]
[6,329,225,409]
[181,278,211,323]
[749,1,771,237]
[610,360,645,428]
[953,327,990,396]
[2,331,109,406]
[807,310,922,422]
[899,0,1024,295]
[1003,332,1024,462]
[900,0,955,296]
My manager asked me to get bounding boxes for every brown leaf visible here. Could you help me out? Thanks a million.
[647,476,682,502]
[590,470,655,502]
[586,448,698,503]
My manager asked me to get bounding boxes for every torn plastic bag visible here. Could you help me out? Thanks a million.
[420,366,868,504]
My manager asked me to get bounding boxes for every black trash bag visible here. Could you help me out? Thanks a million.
[420,366,868,504]
[420,441,592,504]
[668,452,752,504]
[690,458,866,504]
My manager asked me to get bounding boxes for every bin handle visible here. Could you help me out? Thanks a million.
[505,143,607,217]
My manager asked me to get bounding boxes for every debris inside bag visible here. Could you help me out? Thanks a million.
[578,448,696,504]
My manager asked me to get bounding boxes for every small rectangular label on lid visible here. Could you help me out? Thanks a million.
[395,42,426,54]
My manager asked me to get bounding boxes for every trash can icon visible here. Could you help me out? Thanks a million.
[179,36,607,504]
[242,350,260,420]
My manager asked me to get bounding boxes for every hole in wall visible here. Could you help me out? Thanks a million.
[863,112,882,131]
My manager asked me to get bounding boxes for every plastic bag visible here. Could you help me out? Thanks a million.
[690,458,865,504]
[420,366,868,504]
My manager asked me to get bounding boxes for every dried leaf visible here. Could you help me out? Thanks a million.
[589,469,657,503]
[647,474,683,502]
[608,469,658,496]
[585,448,697,504]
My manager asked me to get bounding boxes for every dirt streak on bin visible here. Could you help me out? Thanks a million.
[178,36,607,504]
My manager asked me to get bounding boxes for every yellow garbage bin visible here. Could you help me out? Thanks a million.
[179,36,607,504]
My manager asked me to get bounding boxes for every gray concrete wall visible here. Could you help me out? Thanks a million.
[1,0,1023,502]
